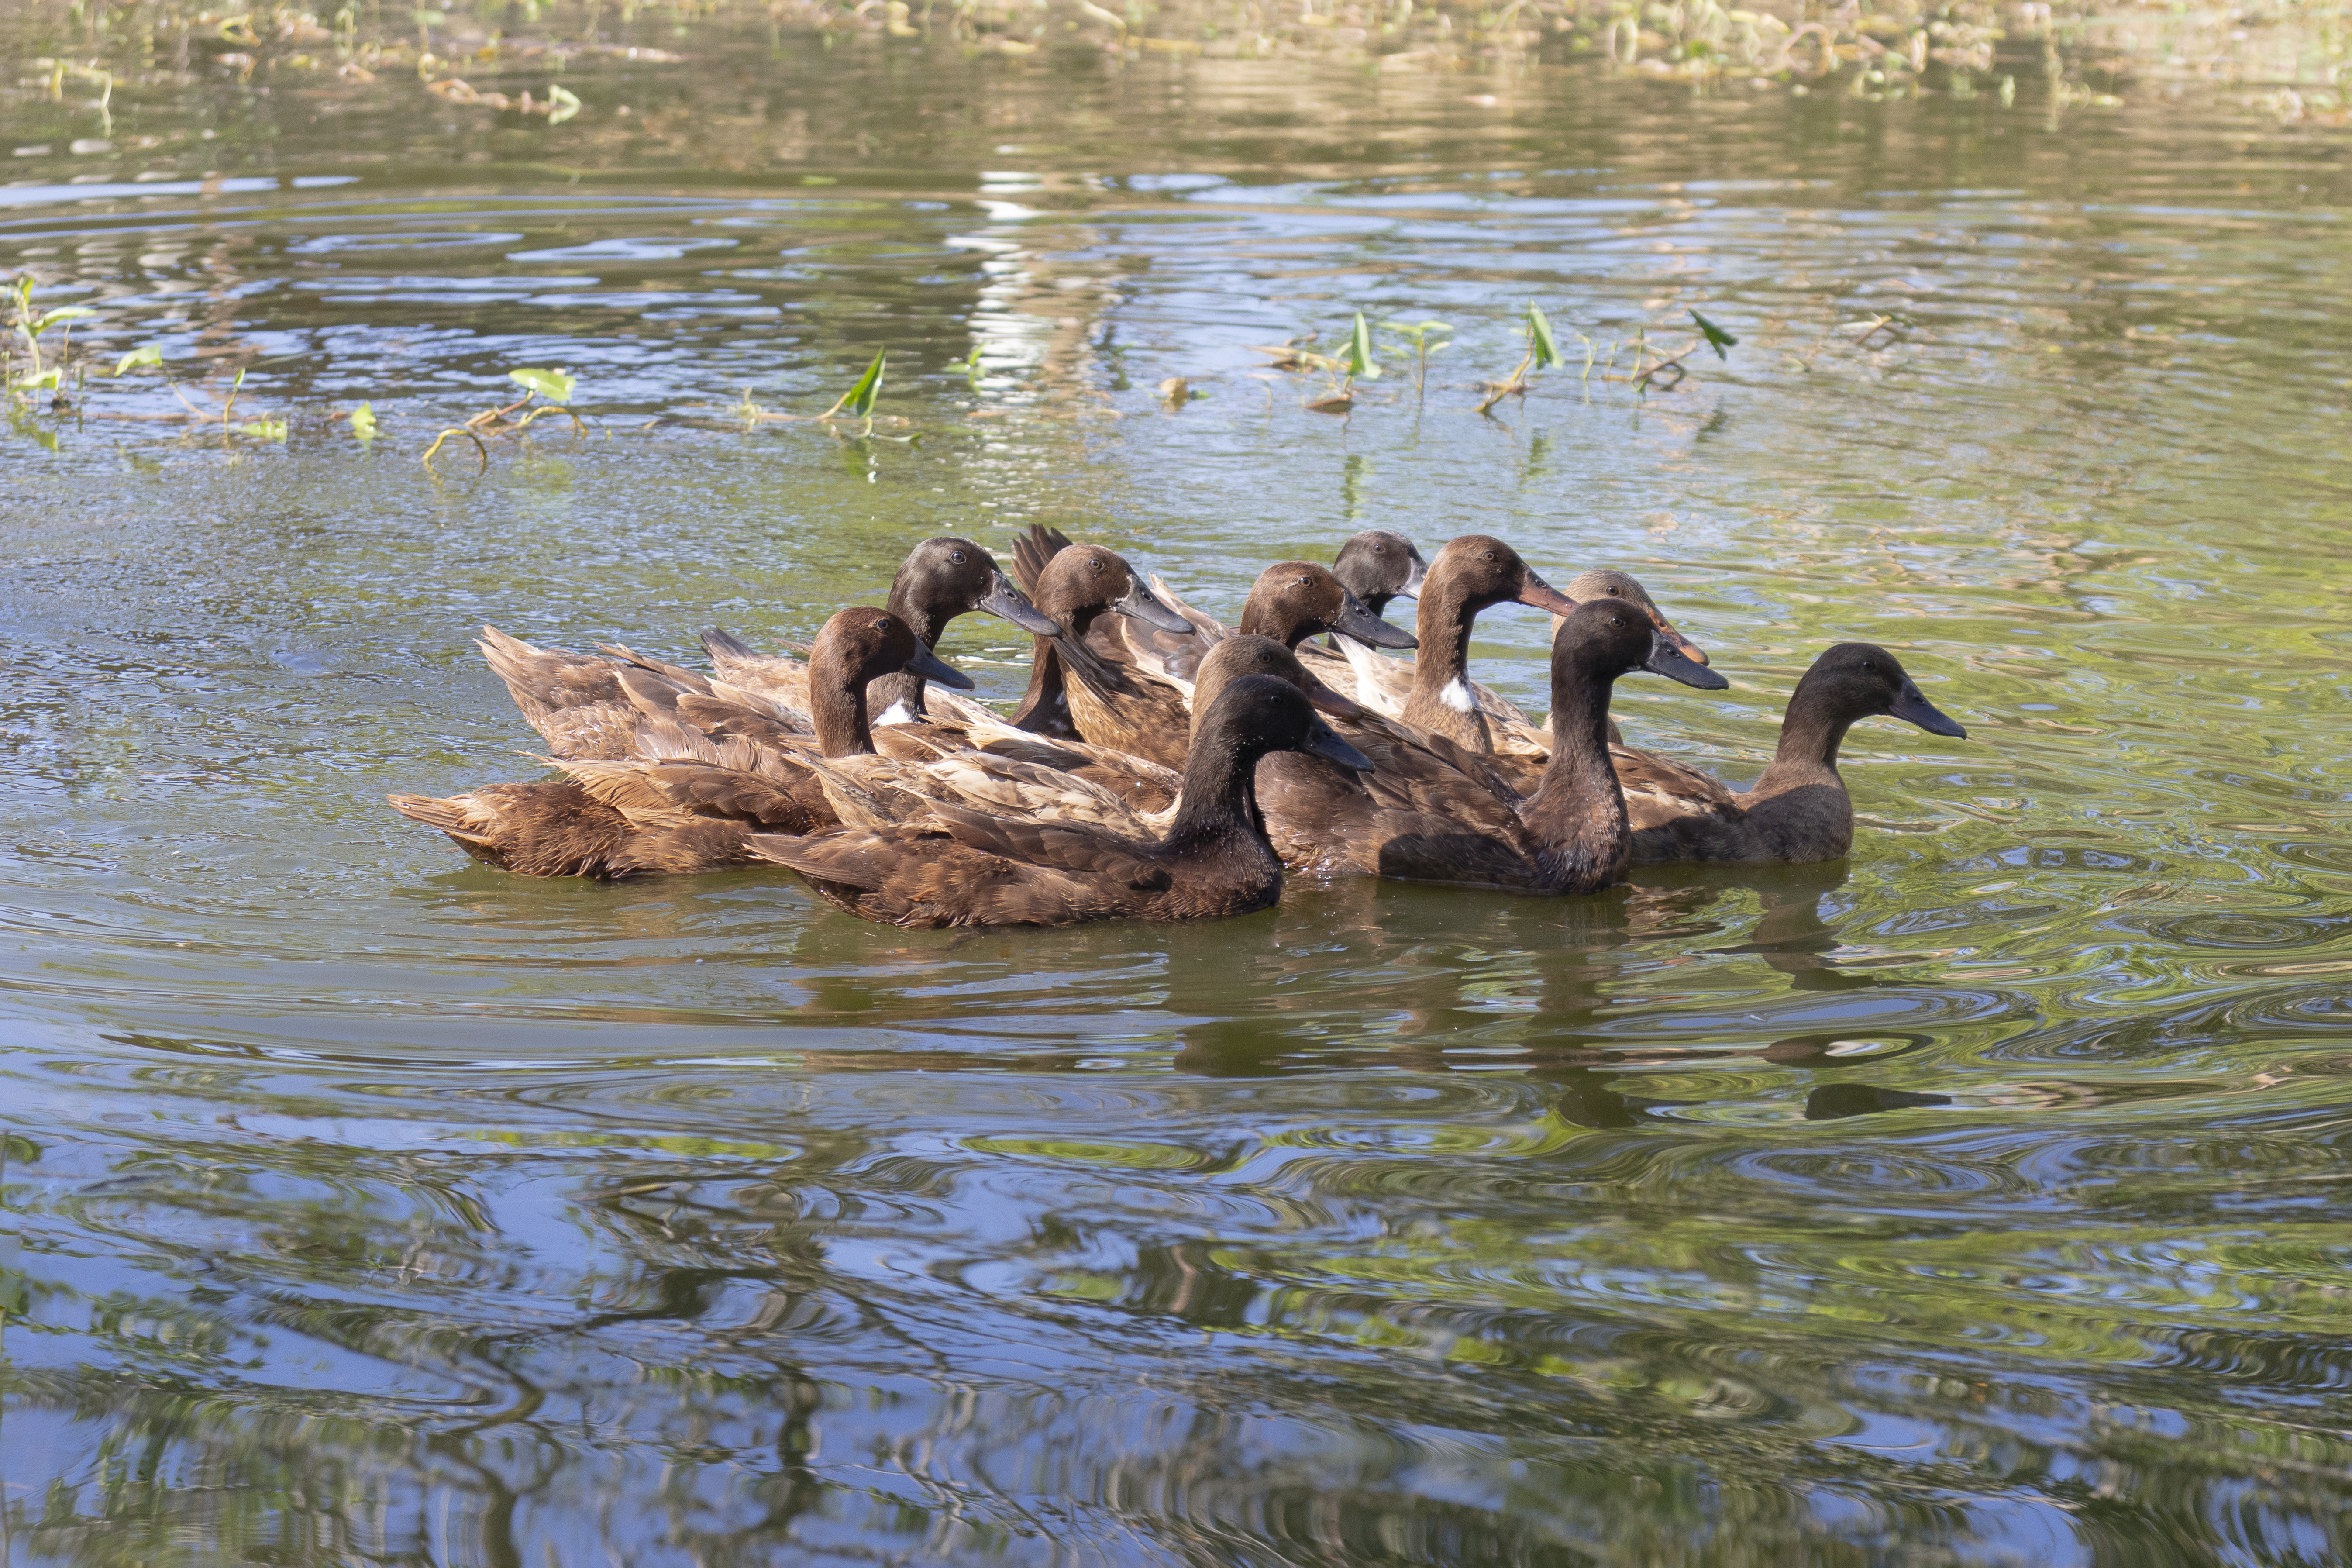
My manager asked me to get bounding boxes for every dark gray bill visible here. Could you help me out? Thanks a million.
[902,642,976,690]
[1515,567,1581,616]
[1890,686,1966,738]
[1114,579,1194,634]
[1333,588,1418,649]
[1643,631,1729,690]
[1397,549,1428,599]
[1299,717,1374,772]
[1298,668,1367,719]
[978,569,1060,635]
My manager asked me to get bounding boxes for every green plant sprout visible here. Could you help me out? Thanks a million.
[423,366,583,469]
[1380,318,1451,407]
[822,349,888,430]
[1477,302,1563,415]
[8,280,97,401]
[347,403,378,442]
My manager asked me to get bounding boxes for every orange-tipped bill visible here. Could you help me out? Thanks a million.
[1514,569,1581,617]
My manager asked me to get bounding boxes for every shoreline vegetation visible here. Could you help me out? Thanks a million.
[1,0,2345,117]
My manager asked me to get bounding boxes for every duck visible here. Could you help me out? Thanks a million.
[998,530,1196,757]
[1130,555,1418,684]
[1301,544,1707,754]
[793,633,1365,843]
[387,608,971,878]
[696,534,1056,725]
[750,675,1374,928]
[1257,599,1730,892]
[1008,526,1412,767]
[1329,529,1428,622]
[1628,642,1967,863]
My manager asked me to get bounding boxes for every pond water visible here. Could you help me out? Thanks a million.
[4,15,2352,1566]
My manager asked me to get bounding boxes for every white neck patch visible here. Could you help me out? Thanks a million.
[1337,636,1406,717]
[876,700,916,728]
[1439,675,1478,713]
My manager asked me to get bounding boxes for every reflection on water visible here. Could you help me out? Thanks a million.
[5,13,2352,1567]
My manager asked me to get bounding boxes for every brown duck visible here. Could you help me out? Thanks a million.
[1629,642,1966,863]
[696,534,1055,724]
[1259,600,1730,892]
[387,608,970,878]
[1001,528,1195,756]
[1130,556,1417,684]
[751,675,1374,928]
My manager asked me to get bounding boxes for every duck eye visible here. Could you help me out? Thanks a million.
[1606,586,1621,596]
[950,550,966,564]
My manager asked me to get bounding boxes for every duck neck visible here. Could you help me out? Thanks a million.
[808,663,878,758]
[866,581,949,724]
[1161,731,1264,853]
[1520,660,1629,874]
[1753,685,1853,796]
[1411,578,1478,704]
[1236,592,1312,649]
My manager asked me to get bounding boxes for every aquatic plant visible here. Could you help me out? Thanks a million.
[821,349,887,429]
[6,280,94,404]
[422,367,583,470]
[1476,302,1565,416]
[1380,319,1452,408]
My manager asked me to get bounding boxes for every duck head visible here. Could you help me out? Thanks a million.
[807,606,973,756]
[1029,543,1192,636]
[1798,643,1966,737]
[1238,561,1417,650]
[1189,633,1365,743]
[890,536,1060,638]
[1425,534,1581,620]
[1198,673,1374,773]
[1560,567,1708,666]
[1553,598,1729,692]
[1330,530,1428,619]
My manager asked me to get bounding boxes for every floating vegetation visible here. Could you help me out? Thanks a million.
[422,367,583,470]
[821,349,888,429]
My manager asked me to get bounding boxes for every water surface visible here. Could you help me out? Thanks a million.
[5,18,2352,1566]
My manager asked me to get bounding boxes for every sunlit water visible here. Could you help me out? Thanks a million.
[4,17,2352,1566]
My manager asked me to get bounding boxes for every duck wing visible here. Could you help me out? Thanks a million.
[700,627,813,713]
[389,781,754,879]
[1009,524,1077,595]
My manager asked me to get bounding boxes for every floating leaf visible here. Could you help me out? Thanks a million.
[11,368,61,391]
[545,83,581,125]
[2,1133,41,1163]
[1343,312,1380,379]
[348,402,377,441]
[113,344,163,375]
[1690,309,1738,360]
[238,418,288,440]
[1526,303,1564,370]
[508,367,575,403]
[29,307,97,336]
[824,349,887,420]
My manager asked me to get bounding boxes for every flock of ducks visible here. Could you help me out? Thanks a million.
[389,529,1968,929]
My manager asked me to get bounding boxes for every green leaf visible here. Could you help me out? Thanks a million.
[508,367,575,404]
[546,83,582,125]
[113,344,163,375]
[1690,309,1739,359]
[238,418,288,441]
[825,349,887,419]
[348,402,377,441]
[1343,312,1381,379]
[1526,303,1564,370]
[11,368,61,391]
[31,306,97,334]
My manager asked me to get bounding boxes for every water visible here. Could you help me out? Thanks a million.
[4,15,2352,1565]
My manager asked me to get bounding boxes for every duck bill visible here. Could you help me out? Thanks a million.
[1890,687,1966,738]
[1514,569,1581,617]
[902,643,976,690]
[1396,550,1428,599]
[1651,612,1709,667]
[1643,632,1729,690]
[979,570,1060,635]
[1333,589,1418,650]
[1299,717,1374,772]
[1113,579,1193,634]
[1298,668,1366,720]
